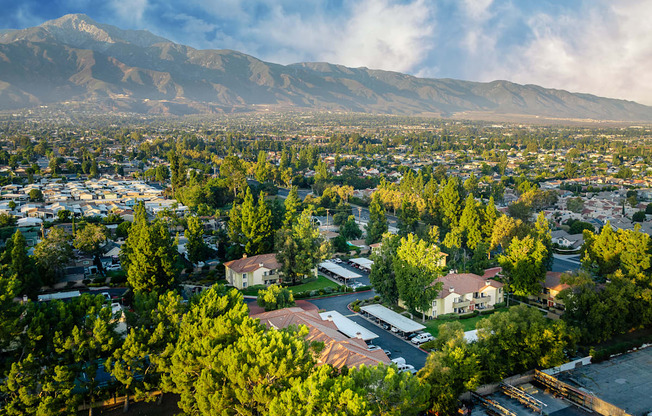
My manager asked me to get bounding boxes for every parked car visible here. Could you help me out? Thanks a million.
[383,349,392,357]
[367,344,382,352]
[404,332,420,340]
[391,358,416,374]
[411,333,435,345]
[398,364,417,375]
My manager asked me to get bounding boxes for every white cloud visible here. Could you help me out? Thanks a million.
[110,0,148,26]
[484,1,652,105]
[250,0,435,73]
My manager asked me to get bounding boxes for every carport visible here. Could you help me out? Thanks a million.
[320,310,379,341]
[349,257,374,273]
[360,304,425,335]
[318,260,362,284]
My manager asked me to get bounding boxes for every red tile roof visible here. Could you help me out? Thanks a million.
[223,253,281,274]
[544,272,570,293]
[252,307,390,369]
[433,273,503,298]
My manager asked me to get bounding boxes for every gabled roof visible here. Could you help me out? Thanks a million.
[223,253,281,273]
[253,307,390,369]
[544,272,570,293]
[433,273,503,298]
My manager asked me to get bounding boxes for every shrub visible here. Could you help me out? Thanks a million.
[353,305,361,312]
[355,285,372,292]
[459,311,479,319]
[256,285,295,311]
[309,290,318,297]
[420,340,438,351]
[323,287,333,294]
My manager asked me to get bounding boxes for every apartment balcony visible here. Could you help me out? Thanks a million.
[453,299,471,309]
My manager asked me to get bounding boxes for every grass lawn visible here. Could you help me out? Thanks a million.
[289,275,339,293]
[423,308,508,337]
[241,275,339,296]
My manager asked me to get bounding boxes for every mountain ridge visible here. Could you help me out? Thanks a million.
[0,13,650,121]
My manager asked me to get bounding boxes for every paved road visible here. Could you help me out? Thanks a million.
[551,254,581,273]
[309,292,429,370]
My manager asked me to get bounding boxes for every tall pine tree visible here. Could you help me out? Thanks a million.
[366,193,388,245]
[121,203,179,292]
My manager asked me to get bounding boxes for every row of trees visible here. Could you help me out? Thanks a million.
[420,305,577,415]
[558,223,652,343]
[0,284,432,415]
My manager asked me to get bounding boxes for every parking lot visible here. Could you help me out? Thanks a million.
[310,292,429,370]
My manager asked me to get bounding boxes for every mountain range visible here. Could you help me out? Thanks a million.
[1,13,651,121]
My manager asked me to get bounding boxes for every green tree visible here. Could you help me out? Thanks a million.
[459,194,482,250]
[440,177,461,230]
[394,234,443,320]
[121,203,179,292]
[186,216,209,264]
[28,188,44,202]
[340,215,362,241]
[255,150,271,183]
[566,197,584,213]
[365,193,388,245]
[9,230,39,297]
[283,187,302,228]
[275,210,331,285]
[34,227,72,284]
[168,286,316,415]
[229,188,273,256]
[369,233,401,304]
[89,158,98,178]
[397,199,419,236]
[476,305,576,379]
[498,234,547,297]
[257,284,295,311]
[107,291,186,411]
[418,322,482,415]
[57,209,72,222]
[220,156,247,198]
[350,364,428,416]
[632,211,646,222]
[73,223,107,255]
[268,366,373,416]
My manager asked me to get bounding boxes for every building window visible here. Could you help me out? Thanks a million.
[242,273,247,279]
[242,282,247,288]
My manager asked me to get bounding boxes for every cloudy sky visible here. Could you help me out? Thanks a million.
[2,0,652,105]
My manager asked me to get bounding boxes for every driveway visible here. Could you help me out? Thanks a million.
[309,291,429,370]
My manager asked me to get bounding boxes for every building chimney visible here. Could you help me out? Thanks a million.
[449,286,454,293]
[356,332,362,339]
[486,280,491,286]
[327,314,333,321]
[242,253,247,258]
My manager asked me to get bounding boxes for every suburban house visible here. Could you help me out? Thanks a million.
[400,272,504,318]
[530,271,570,312]
[252,306,390,368]
[223,253,282,289]
[551,230,584,249]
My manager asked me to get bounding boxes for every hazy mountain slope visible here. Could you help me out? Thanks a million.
[0,14,651,120]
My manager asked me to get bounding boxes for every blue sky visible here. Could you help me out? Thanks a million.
[2,0,652,105]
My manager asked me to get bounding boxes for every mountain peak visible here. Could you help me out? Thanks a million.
[38,13,170,49]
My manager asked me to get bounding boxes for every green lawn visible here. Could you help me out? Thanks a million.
[423,308,507,337]
[289,275,339,293]
[241,275,339,296]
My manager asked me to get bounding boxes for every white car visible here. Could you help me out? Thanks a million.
[367,344,382,352]
[411,333,435,345]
